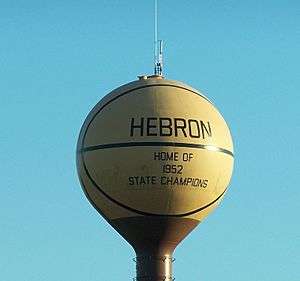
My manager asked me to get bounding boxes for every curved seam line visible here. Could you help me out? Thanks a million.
[79,142,234,157]
[80,83,229,217]
[82,156,227,217]
[82,83,215,148]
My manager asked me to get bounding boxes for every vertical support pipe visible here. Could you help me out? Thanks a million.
[135,254,174,281]
[154,0,158,74]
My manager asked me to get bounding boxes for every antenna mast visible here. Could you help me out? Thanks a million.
[154,0,163,76]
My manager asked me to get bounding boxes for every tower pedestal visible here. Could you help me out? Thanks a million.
[135,255,174,281]
[111,216,199,281]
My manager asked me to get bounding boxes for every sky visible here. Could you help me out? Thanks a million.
[1,0,300,280]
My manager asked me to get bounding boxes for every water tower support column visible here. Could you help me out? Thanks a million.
[135,254,174,281]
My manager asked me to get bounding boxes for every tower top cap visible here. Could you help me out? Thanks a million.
[138,75,164,80]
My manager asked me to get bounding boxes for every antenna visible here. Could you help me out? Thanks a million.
[154,0,163,76]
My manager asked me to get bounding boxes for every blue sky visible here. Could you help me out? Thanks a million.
[1,0,300,280]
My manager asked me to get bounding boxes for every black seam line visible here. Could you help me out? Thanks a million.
[80,83,228,218]
[78,174,111,222]
[97,84,214,116]
[82,153,228,217]
[78,142,234,157]
[81,83,215,150]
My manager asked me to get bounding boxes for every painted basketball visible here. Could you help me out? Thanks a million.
[76,76,234,223]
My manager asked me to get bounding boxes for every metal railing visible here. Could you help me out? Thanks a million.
[133,277,175,281]
[133,256,176,263]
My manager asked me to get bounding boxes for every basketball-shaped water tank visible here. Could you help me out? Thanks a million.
[76,76,234,279]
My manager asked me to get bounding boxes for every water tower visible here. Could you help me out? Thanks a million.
[76,2,234,280]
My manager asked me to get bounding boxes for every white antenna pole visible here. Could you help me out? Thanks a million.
[154,0,157,70]
[154,0,163,76]
[159,40,163,66]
